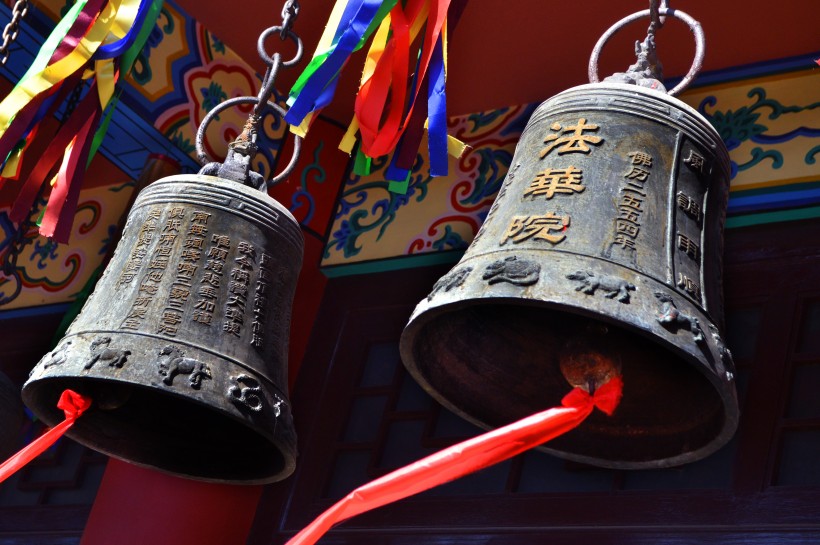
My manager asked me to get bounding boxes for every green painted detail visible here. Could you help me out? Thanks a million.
[736,147,783,172]
[726,206,820,228]
[201,82,228,119]
[321,250,462,278]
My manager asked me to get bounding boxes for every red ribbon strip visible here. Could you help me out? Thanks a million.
[41,107,102,242]
[355,0,452,159]
[0,390,91,485]
[9,82,101,224]
[285,377,623,545]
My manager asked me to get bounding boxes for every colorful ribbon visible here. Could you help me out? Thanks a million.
[285,0,390,124]
[0,390,92,485]
[284,377,623,545]
[287,0,465,188]
[0,0,161,242]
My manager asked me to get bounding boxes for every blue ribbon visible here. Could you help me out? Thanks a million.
[95,0,154,59]
[285,0,385,125]
[427,32,447,176]
[385,152,410,182]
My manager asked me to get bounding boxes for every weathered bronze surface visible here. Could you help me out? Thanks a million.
[401,83,739,469]
[23,174,303,484]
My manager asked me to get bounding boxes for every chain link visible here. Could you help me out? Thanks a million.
[195,0,304,188]
[648,0,668,36]
[280,0,300,39]
[0,0,30,66]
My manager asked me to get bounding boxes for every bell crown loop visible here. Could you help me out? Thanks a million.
[588,6,705,97]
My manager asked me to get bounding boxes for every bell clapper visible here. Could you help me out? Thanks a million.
[559,325,623,394]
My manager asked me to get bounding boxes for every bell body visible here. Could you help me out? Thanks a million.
[24,174,303,484]
[401,83,739,469]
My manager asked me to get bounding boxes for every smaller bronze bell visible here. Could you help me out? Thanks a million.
[24,175,302,484]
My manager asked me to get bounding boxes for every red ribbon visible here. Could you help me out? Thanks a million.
[0,390,91,485]
[355,0,453,159]
[9,82,101,224]
[285,377,623,545]
[40,106,102,242]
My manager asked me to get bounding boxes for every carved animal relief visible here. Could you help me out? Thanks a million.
[566,270,636,303]
[654,292,705,343]
[85,336,131,370]
[427,267,473,300]
[157,346,212,389]
[482,256,540,286]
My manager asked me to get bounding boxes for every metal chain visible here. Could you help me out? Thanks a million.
[252,0,301,130]
[648,0,668,38]
[0,0,30,66]
[280,0,300,39]
[195,0,303,188]
[62,82,85,123]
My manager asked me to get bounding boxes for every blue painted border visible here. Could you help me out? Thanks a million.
[0,302,71,320]
[675,52,820,90]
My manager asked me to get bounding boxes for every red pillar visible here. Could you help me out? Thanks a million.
[81,459,263,545]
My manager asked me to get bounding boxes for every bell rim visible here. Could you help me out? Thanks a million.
[22,371,298,484]
[400,294,740,470]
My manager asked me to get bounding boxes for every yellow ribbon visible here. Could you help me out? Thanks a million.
[106,0,141,44]
[95,59,117,109]
[290,111,313,138]
[316,0,350,54]
[337,11,393,154]
[0,0,122,131]
[1,145,23,179]
[361,13,391,88]
[94,0,141,109]
[338,118,359,154]
[421,118,468,159]
[447,135,468,158]
[287,0,348,138]
[16,0,90,90]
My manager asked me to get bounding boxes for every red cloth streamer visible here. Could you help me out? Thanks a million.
[355,0,451,159]
[40,107,102,242]
[0,390,91,485]
[285,377,623,545]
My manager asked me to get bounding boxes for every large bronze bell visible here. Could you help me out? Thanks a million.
[401,30,739,468]
[23,174,302,483]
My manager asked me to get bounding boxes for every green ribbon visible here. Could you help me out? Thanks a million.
[353,147,372,176]
[387,169,411,194]
[288,0,397,102]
